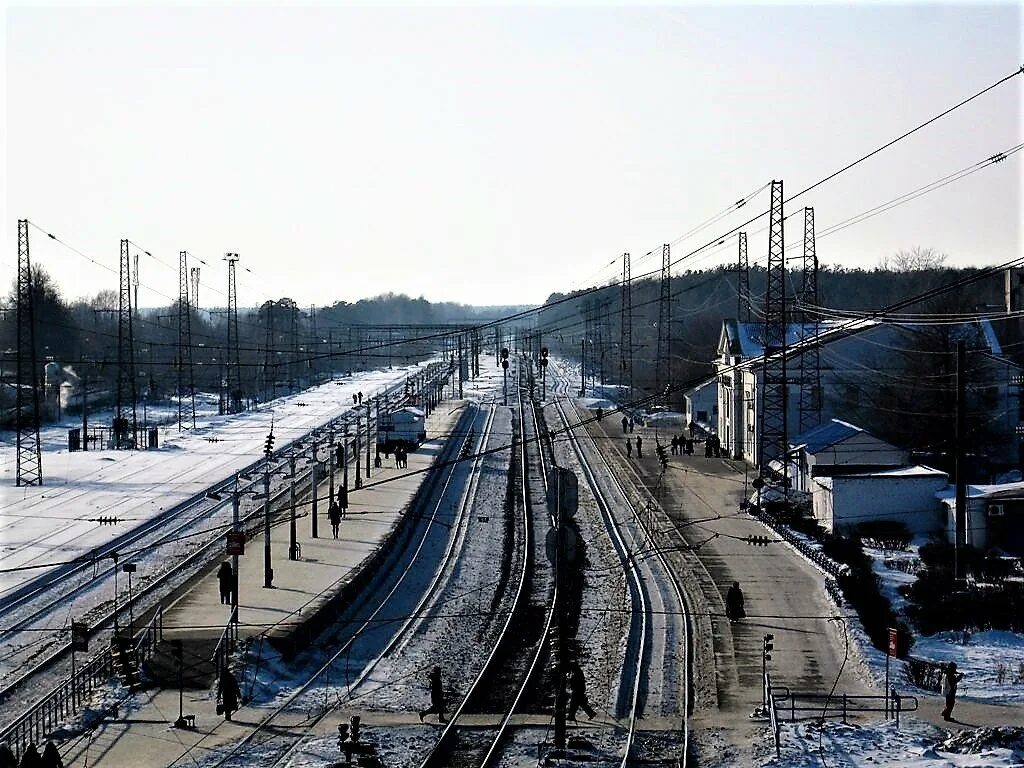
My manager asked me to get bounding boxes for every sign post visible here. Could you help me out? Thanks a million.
[886,627,898,717]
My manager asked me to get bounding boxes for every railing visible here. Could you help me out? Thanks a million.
[212,606,239,682]
[0,606,164,759]
[771,689,918,725]
[764,673,784,758]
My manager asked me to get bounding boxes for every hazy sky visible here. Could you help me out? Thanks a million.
[4,2,1021,310]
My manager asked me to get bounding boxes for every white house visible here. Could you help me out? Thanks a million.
[790,419,908,492]
[812,465,949,536]
[714,317,1017,470]
[683,377,718,435]
[936,482,1024,555]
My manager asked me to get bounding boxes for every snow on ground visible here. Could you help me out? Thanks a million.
[0,364,430,599]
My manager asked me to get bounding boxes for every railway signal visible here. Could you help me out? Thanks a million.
[501,347,509,405]
[540,346,549,400]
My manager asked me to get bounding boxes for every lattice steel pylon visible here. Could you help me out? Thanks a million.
[758,181,788,480]
[619,252,633,393]
[737,232,751,322]
[260,300,276,401]
[656,243,672,401]
[15,220,43,486]
[798,207,822,435]
[177,251,196,431]
[190,266,200,310]
[116,239,138,449]
[224,253,242,413]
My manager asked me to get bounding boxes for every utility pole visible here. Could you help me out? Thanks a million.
[231,477,240,620]
[132,252,140,322]
[620,253,633,394]
[289,455,299,560]
[737,232,751,322]
[261,300,276,402]
[116,239,138,449]
[355,414,362,489]
[798,208,822,434]
[190,266,200,311]
[15,220,42,486]
[954,339,967,581]
[177,251,196,431]
[225,253,241,413]
[366,402,372,478]
[758,181,788,485]
[311,439,319,539]
[263,428,275,588]
[656,243,672,403]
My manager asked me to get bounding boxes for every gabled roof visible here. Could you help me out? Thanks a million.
[721,319,857,359]
[683,376,717,398]
[789,418,901,455]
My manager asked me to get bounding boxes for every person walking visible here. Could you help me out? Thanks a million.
[621,416,629,434]
[725,581,746,623]
[635,435,643,458]
[337,483,349,519]
[17,744,40,768]
[328,501,342,539]
[217,668,242,722]
[566,662,596,720]
[216,562,233,605]
[670,436,678,456]
[39,743,63,768]
[626,439,632,458]
[940,662,965,721]
[418,666,447,723]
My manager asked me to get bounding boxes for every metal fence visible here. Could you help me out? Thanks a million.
[0,606,164,759]
[212,606,239,682]
[752,507,848,607]
[771,688,918,726]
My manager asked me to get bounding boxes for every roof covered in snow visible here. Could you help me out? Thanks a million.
[792,419,863,454]
[936,480,1024,504]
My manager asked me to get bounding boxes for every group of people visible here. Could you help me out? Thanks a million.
[0,742,63,768]
[351,391,365,405]
[669,435,695,455]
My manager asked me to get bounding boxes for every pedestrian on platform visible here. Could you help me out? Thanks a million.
[418,666,447,723]
[328,501,342,539]
[704,439,712,458]
[17,744,40,768]
[566,661,596,720]
[626,439,632,458]
[400,447,409,468]
[0,743,16,768]
[374,450,382,469]
[725,581,745,622]
[941,662,965,721]
[635,435,643,458]
[338,484,349,519]
[217,668,242,721]
[353,394,358,405]
[688,420,696,438]
[670,436,678,456]
[358,391,363,404]
[40,742,62,768]
[621,416,629,434]
[216,562,233,605]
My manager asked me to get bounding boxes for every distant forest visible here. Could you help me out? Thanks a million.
[0,276,529,422]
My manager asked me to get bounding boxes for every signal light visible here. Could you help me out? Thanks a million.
[747,535,772,546]
[763,633,774,661]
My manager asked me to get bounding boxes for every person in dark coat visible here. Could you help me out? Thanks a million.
[216,562,233,605]
[0,743,17,768]
[670,436,678,456]
[328,502,342,539]
[940,662,965,721]
[217,668,242,721]
[725,581,745,622]
[40,742,62,768]
[17,744,40,768]
[418,666,447,723]
[566,662,596,720]
[685,438,694,456]
[626,439,632,458]
[635,435,642,458]
[621,416,629,434]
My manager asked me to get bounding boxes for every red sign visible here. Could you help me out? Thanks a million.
[226,530,246,556]
[888,627,899,657]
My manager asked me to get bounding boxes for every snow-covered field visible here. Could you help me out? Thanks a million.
[0,364,430,600]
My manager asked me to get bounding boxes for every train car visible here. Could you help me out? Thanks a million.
[377,406,427,453]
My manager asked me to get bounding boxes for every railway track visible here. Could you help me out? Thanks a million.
[0,370,441,728]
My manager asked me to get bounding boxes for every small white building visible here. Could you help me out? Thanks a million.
[936,482,1024,555]
[682,377,718,435]
[812,465,949,536]
[791,419,908,493]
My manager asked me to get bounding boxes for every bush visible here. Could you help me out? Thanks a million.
[854,521,912,551]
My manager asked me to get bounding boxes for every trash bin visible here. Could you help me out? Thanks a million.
[68,428,81,452]
[148,428,159,449]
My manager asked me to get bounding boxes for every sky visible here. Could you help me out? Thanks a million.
[3,2,1021,310]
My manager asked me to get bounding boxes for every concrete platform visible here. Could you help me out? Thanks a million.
[148,400,468,682]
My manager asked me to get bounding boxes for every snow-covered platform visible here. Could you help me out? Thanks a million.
[154,401,468,674]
